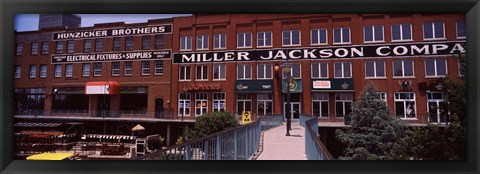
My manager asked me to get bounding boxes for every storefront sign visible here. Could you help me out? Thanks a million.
[173,41,465,63]
[15,33,53,42]
[242,111,252,125]
[282,79,303,93]
[235,80,274,92]
[186,83,221,91]
[52,25,172,40]
[313,80,331,89]
[51,50,171,64]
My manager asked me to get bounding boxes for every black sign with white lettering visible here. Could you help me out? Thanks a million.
[51,50,171,64]
[173,41,465,63]
[53,25,172,40]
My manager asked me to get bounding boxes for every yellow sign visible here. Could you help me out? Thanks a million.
[242,111,252,125]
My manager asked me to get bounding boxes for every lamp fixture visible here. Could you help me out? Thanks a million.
[435,82,444,91]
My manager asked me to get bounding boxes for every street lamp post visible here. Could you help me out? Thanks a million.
[281,63,292,136]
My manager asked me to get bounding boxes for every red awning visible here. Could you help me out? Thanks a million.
[85,81,120,95]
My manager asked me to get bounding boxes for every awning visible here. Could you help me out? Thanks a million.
[311,79,355,92]
[27,152,75,160]
[14,122,63,128]
[85,81,120,95]
[85,134,136,140]
[235,80,273,93]
[131,124,145,131]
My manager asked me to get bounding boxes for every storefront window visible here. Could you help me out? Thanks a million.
[257,94,272,116]
[237,94,252,116]
[179,93,191,116]
[195,93,208,116]
[395,92,416,119]
[14,88,45,115]
[213,92,226,112]
[427,92,446,124]
[335,93,353,118]
[313,93,329,117]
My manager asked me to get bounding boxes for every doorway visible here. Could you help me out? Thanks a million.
[284,93,301,121]
[97,95,110,117]
[155,98,164,118]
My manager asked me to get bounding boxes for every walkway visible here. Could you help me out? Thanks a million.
[256,122,307,160]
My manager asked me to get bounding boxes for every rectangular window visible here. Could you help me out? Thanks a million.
[179,66,191,81]
[392,24,412,41]
[67,40,74,53]
[378,92,387,105]
[237,32,252,48]
[125,36,134,51]
[282,30,301,46]
[237,64,252,79]
[29,65,36,78]
[237,94,252,116]
[16,43,23,56]
[82,63,90,77]
[393,60,414,77]
[155,35,164,49]
[14,66,21,78]
[31,42,39,55]
[195,93,208,116]
[112,62,120,76]
[41,41,49,55]
[427,92,446,124]
[56,41,64,54]
[142,36,151,50]
[257,64,273,79]
[213,64,226,80]
[311,29,327,45]
[84,39,92,53]
[364,25,384,42]
[39,65,47,78]
[456,21,466,39]
[141,61,150,75]
[257,31,272,47]
[313,93,329,117]
[214,33,226,49]
[180,36,192,51]
[365,61,386,78]
[312,62,328,79]
[257,94,273,116]
[282,63,301,79]
[213,92,226,112]
[423,22,445,40]
[425,59,447,77]
[65,64,73,77]
[333,27,350,44]
[178,93,191,116]
[335,93,353,118]
[154,60,163,75]
[459,59,465,77]
[55,64,62,77]
[196,35,209,50]
[334,62,352,78]
[395,92,416,119]
[196,65,208,80]
[124,61,133,76]
[113,37,121,51]
[95,38,103,52]
[94,63,102,77]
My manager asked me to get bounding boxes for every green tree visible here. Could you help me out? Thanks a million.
[409,78,466,160]
[185,112,239,140]
[336,81,411,160]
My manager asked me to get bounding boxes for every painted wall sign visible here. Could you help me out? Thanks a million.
[51,50,171,64]
[313,80,331,89]
[52,25,172,40]
[186,83,221,91]
[15,33,53,42]
[173,41,465,63]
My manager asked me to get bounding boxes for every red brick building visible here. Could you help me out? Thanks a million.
[14,14,466,146]
[170,14,466,127]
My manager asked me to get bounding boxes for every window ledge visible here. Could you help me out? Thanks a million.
[400,118,418,120]
[425,76,447,79]
[212,79,226,81]
[365,77,387,80]
[391,40,414,43]
[392,77,416,79]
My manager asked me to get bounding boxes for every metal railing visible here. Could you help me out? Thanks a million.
[299,114,334,160]
[133,114,284,160]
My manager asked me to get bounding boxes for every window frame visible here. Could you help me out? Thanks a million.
[14,65,21,79]
[213,64,226,80]
[195,92,208,116]
[237,64,252,80]
[141,61,150,76]
[312,93,329,118]
[427,92,446,124]
[178,93,191,116]
[456,20,466,39]
[257,31,273,47]
[142,35,151,50]
[425,59,448,78]
[93,63,102,77]
[84,39,92,53]
[82,63,90,77]
[113,37,121,51]
[30,42,39,55]
[333,27,351,44]
[423,22,446,40]
[124,61,133,76]
[16,43,23,56]
[54,64,62,78]
[311,62,329,79]
[65,64,73,77]
[112,62,120,76]
[196,65,208,81]
[335,93,353,118]
[213,92,226,112]
[237,32,252,48]
[179,66,191,81]
[363,25,385,43]
[213,33,226,49]
[365,61,386,79]
[56,41,64,54]
[41,41,49,55]
[196,35,209,50]
[66,40,74,53]
[310,28,328,46]
[391,23,413,42]
[125,36,134,51]
[155,35,165,49]
[393,60,415,78]
[257,64,273,79]
[334,62,352,78]
[282,30,301,47]
[29,65,37,78]
[154,60,164,75]
[257,94,273,116]
[394,92,417,119]
[95,38,103,52]
[180,35,192,51]
[282,63,302,79]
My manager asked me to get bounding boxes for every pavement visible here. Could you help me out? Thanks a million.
[255,122,307,160]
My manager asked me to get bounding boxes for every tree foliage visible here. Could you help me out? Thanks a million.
[336,81,412,160]
[185,112,239,140]
[408,78,466,160]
